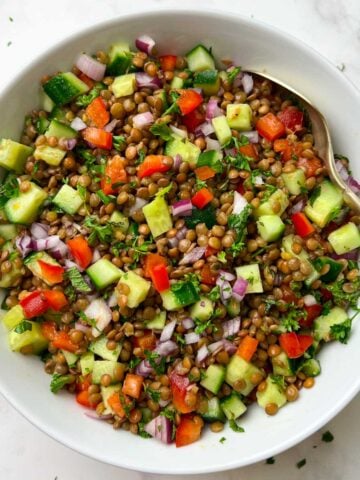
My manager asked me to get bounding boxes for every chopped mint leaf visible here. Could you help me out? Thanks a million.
[14,320,33,334]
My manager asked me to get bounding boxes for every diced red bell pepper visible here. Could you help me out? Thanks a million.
[20,291,49,318]
[76,375,91,393]
[177,90,203,116]
[200,264,217,285]
[236,335,259,362]
[236,181,245,195]
[191,188,213,209]
[175,414,203,448]
[194,165,216,181]
[38,260,64,285]
[101,155,127,194]
[137,155,172,179]
[86,97,110,129]
[43,290,68,311]
[170,372,196,414]
[67,236,93,269]
[204,245,219,258]
[299,304,322,328]
[297,156,323,178]
[181,108,205,133]
[151,263,170,293]
[77,72,95,89]
[76,390,94,409]
[273,139,303,162]
[133,330,157,351]
[279,332,313,359]
[238,143,258,160]
[277,107,304,132]
[83,127,113,150]
[41,322,78,353]
[107,392,133,418]
[144,253,168,278]
[159,55,177,71]
[291,212,315,238]
[122,373,144,399]
[256,112,286,141]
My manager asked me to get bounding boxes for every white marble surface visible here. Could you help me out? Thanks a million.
[0,0,360,478]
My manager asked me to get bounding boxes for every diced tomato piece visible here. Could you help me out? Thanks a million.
[298,334,314,352]
[256,112,286,141]
[101,155,127,194]
[41,322,58,341]
[137,155,172,179]
[86,97,110,129]
[43,290,68,311]
[151,263,170,292]
[320,287,333,302]
[177,90,203,116]
[277,107,304,132]
[200,263,217,285]
[279,332,313,359]
[133,331,157,351]
[236,181,245,195]
[299,304,322,328]
[144,253,168,278]
[67,236,93,269]
[122,374,144,399]
[170,372,196,414]
[20,291,49,318]
[76,375,91,393]
[83,127,113,150]
[236,335,259,362]
[273,139,303,162]
[159,55,177,71]
[238,143,258,160]
[297,156,323,178]
[291,212,315,238]
[41,321,78,353]
[182,109,205,133]
[107,392,132,418]
[78,72,95,89]
[194,165,216,181]
[38,260,64,284]
[204,245,219,258]
[191,188,213,209]
[175,414,203,448]
[76,390,95,409]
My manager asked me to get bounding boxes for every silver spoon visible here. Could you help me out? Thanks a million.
[247,69,360,214]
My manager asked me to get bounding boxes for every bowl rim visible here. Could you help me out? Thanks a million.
[1,7,360,474]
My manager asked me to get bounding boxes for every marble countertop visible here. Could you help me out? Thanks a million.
[0,0,359,478]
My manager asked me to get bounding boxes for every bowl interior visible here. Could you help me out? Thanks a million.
[0,9,359,475]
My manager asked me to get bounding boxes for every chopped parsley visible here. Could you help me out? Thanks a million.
[0,174,19,208]
[217,251,227,264]
[162,91,180,116]
[113,135,126,151]
[225,150,252,172]
[128,357,141,370]
[227,66,242,83]
[266,457,276,465]
[65,267,91,293]
[270,374,286,392]
[227,204,252,256]
[96,189,115,205]
[83,216,114,245]
[149,123,173,141]
[280,305,305,332]
[309,185,321,206]
[229,419,245,433]
[322,430,334,443]
[50,374,73,394]
[327,278,360,309]
[208,285,221,302]
[261,184,277,203]
[144,350,167,375]
[219,437,227,444]
[330,317,352,344]
[144,386,161,403]
[14,321,33,334]
[76,83,104,107]
[194,318,213,335]
[195,177,207,191]
[138,421,152,439]
[296,458,307,469]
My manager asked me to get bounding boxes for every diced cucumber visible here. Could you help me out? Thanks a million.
[193,70,220,95]
[212,115,232,146]
[282,234,320,287]
[186,44,215,72]
[257,215,285,242]
[52,184,83,214]
[220,392,247,419]
[2,304,24,330]
[301,358,321,377]
[226,297,241,317]
[200,364,225,394]
[107,42,132,76]
[0,251,22,288]
[165,138,200,166]
[235,264,263,294]
[0,224,18,241]
[304,180,343,228]
[313,256,342,283]
[171,281,200,307]
[36,117,50,134]
[40,90,55,112]
[49,106,67,122]
[225,355,262,395]
[80,351,95,375]
[146,311,166,330]
[196,149,222,173]
[43,72,89,106]
[117,271,151,308]
[170,76,184,89]
[202,397,226,423]
[226,104,252,131]
[142,195,172,238]
[112,74,136,98]
[256,376,287,411]
[0,139,33,173]
[62,350,78,367]
[25,251,61,286]
[271,351,294,377]
[160,290,182,311]
[282,169,306,195]
[110,210,129,233]
[314,306,348,342]
[328,222,360,255]
[45,119,77,139]
[34,145,66,166]
[87,259,123,290]
[92,360,123,384]
[101,384,121,414]
[253,189,289,218]
[8,321,48,354]
[4,182,47,225]
[190,297,214,321]
[90,335,122,361]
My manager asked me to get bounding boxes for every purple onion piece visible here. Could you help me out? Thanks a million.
[104,119,119,133]
[135,35,155,56]
[15,235,33,257]
[76,53,106,81]
[135,72,162,89]
[184,332,200,344]
[218,270,236,282]
[196,344,209,363]
[242,73,254,94]
[85,412,113,421]
[222,317,241,338]
[182,317,195,329]
[179,246,206,266]
[167,236,179,248]
[30,222,49,239]
[155,340,178,357]
[160,320,177,342]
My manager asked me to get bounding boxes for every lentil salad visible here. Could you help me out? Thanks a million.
[0,36,360,447]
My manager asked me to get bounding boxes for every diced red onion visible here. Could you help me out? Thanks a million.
[176,226,188,240]
[182,318,194,329]
[158,399,171,408]
[30,222,49,239]
[15,235,33,257]
[206,99,222,120]
[253,175,264,186]
[303,294,317,307]
[66,138,77,151]
[242,73,254,94]
[71,117,87,131]
[218,270,236,282]
[32,235,62,251]
[196,344,209,363]
[167,237,179,248]
[92,248,101,263]
[172,199,193,217]
[179,246,206,265]
[64,259,83,271]
[216,276,232,303]
[223,339,237,354]
[274,272,284,286]
[160,320,177,342]
[135,35,155,56]
[222,317,241,338]
[184,332,200,344]
[290,198,307,214]
[335,160,349,181]
[76,53,106,81]
[84,298,112,338]
[170,125,187,139]
[85,412,113,421]
[135,72,162,89]
[104,119,119,133]
[144,415,172,444]
[74,321,91,334]
[130,197,148,215]
[208,340,225,355]
[155,340,178,357]
[232,277,248,302]
[136,359,154,377]
[49,240,69,260]
[242,131,259,144]
[133,111,154,129]
[233,191,248,215]
[206,138,221,152]
[172,154,182,171]
[330,249,359,261]
[195,122,215,137]
[347,176,360,195]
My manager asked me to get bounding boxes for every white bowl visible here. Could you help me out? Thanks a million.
[0,9,359,475]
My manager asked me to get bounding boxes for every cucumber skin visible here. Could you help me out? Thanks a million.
[43,73,89,106]
[4,183,47,225]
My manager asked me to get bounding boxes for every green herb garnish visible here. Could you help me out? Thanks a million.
[76,83,104,107]
[14,320,33,334]
[330,318,352,344]
[0,174,19,208]
[229,419,245,433]
[150,123,173,141]
[50,374,73,394]
[65,267,91,293]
